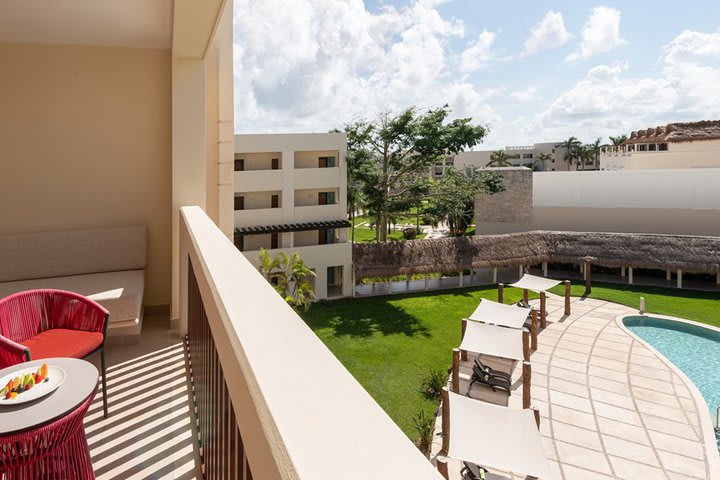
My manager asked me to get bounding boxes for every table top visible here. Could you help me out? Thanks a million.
[0,358,98,435]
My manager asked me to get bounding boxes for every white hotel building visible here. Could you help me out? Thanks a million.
[232,133,352,299]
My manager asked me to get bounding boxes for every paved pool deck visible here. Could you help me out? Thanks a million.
[433,294,720,480]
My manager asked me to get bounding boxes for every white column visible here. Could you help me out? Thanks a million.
[677,269,682,289]
[492,267,498,284]
[621,266,626,277]
[542,262,548,277]
[425,273,429,291]
[459,272,464,287]
[282,149,295,224]
[518,265,524,279]
[666,269,671,281]
[315,267,328,300]
[351,269,356,298]
[716,271,720,285]
[628,267,634,285]
[583,265,587,280]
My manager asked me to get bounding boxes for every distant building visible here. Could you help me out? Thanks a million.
[233,133,352,300]
[430,142,572,178]
[600,120,720,170]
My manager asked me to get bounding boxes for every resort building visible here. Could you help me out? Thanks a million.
[600,120,720,170]
[233,133,352,299]
[431,142,571,177]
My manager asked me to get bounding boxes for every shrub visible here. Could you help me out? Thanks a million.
[412,410,435,457]
[421,368,447,401]
[402,227,418,240]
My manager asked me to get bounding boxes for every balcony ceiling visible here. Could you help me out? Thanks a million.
[0,0,173,49]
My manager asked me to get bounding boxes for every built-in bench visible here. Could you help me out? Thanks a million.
[0,226,146,342]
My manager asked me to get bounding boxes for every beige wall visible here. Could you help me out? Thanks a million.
[294,188,339,207]
[294,150,339,169]
[240,191,282,210]
[0,42,171,306]
[235,152,283,170]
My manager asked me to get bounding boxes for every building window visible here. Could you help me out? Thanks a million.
[234,196,244,211]
[318,191,336,205]
[271,158,279,170]
[445,159,454,166]
[434,167,443,176]
[319,156,336,168]
[271,233,279,249]
[649,144,657,151]
[234,158,244,171]
[508,154,520,160]
[271,194,279,208]
[638,144,647,151]
[318,228,335,245]
[234,233,244,252]
[659,143,668,151]
[522,153,533,159]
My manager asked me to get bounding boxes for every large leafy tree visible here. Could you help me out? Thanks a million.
[487,149,512,167]
[343,106,487,242]
[424,168,504,235]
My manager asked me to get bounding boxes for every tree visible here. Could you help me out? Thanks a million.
[257,249,316,310]
[533,152,553,171]
[343,105,487,242]
[557,136,582,170]
[487,149,512,167]
[576,145,594,171]
[587,138,602,170]
[424,168,504,235]
[609,134,628,146]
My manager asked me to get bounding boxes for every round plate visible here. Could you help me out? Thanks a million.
[0,365,66,405]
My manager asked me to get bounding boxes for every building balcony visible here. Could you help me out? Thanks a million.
[234,207,283,227]
[234,169,283,193]
[294,166,341,190]
[294,203,345,221]
[243,240,350,263]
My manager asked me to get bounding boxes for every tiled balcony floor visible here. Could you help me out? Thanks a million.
[433,295,719,480]
[85,315,202,480]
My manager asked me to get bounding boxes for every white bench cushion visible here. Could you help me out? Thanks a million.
[0,270,144,324]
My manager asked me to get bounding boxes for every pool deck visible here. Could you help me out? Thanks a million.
[433,294,720,480]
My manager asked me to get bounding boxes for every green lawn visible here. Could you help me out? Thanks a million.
[301,282,720,439]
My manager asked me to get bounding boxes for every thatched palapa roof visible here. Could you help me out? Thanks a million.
[353,231,720,279]
[624,120,720,145]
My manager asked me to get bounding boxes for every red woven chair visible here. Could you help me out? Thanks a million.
[0,383,97,479]
[0,290,109,418]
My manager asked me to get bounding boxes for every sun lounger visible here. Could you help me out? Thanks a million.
[462,461,487,480]
[474,358,512,383]
[468,364,511,395]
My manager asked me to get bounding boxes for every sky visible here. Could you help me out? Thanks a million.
[233,0,720,149]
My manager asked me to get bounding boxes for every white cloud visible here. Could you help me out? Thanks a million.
[510,87,537,102]
[535,26,720,142]
[522,10,572,56]
[566,6,626,62]
[234,0,504,134]
[459,30,497,72]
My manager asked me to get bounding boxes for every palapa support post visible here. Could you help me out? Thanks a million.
[542,261,548,277]
[522,329,530,361]
[441,387,450,454]
[498,283,504,303]
[530,310,538,350]
[677,269,683,289]
[523,288,529,305]
[533,408,541,429]
[460,319,468,361]
[621,265,626,277]
[539,291,547,328]
[564,280,571,316]
[492,267,498,284]
[452,348,460,394]
[522,361,532,410]
[584,260,592,295]
[628,267,634,285]
[424,273,429,291]
[518,264,524,279]
[459,271,464,287]
[437,458,449,480]
[666,269,671,281]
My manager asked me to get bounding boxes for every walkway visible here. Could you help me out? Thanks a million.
[434,295,719,480]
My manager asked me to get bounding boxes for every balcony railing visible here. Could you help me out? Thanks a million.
[179,206,441,479]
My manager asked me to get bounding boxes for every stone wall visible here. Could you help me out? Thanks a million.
[475,167,533,224]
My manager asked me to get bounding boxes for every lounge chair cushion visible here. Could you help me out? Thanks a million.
[0,270,144,324]
[21,328,104,360]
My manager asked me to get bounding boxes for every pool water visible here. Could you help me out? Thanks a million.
[624,316,720,449]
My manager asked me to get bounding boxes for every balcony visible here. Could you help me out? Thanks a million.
[243,241,351,264]
[294,203,345,221]
[234,169,283,192]
[294,166,341,190]
[234,207,283,227]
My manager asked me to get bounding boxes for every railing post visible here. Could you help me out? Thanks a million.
[460,319,468,361]
[498,283,504,303]
[452,349,460,394]
[530,310,538,350]
[523,288,529,305]
[540,291,547,328]
[441,387,450,454]
[522,330,530,361]
[437,458,449,479]
[564,280,571,316]
[522,361,532,409]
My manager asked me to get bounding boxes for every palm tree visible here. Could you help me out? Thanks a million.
[257,249,316,310]
[576,145,594,171]
[556,137,582,170]
[533,152,552,171]
[487,150,512,167]
[588,138,602,170]
[609,134,628,146]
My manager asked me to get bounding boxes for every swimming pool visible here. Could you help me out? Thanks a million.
[624,316,720,449]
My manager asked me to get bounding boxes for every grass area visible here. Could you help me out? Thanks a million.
[350,215,426,242]
[301,281,720,440]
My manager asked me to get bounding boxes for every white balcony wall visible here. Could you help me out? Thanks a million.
[236,151,282,170]
[295,188,340,207]
[295,204,345,222]
[294,167,341,190]
[294,150,340,169]
[235,170,283,192]
[234,208,283,228]
[240,191,282,209]
[179,207,440,479]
